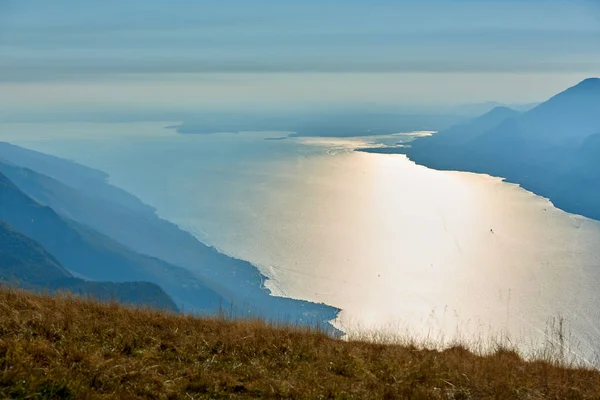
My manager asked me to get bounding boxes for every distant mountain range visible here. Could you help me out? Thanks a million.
[0,144,340,331]
[0,169,217,309]
[7,79,588,325]
[414,106,521,147]
[363,77,600,221]
[174,111,463,137]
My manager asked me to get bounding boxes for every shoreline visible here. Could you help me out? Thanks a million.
[358,143,600,223]
[0,139,343,335]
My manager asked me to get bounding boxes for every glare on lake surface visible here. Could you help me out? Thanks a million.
[4,122,600,364]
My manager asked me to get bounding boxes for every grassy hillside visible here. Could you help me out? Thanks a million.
[1,288,599,399]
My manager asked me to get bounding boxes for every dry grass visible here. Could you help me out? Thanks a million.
[0,288,599,399]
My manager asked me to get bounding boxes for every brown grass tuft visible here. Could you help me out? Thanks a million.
[0,287,599,399]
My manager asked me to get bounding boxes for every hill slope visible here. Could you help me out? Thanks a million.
[0,220,71,286]
[0,220,178,311]
[517,77,600,143]
[0,141,154,213]
[413,106,520,148]
[0,145,340,328]
[1,288,599,399]
[406,78,600,220]
[0,170,224,313]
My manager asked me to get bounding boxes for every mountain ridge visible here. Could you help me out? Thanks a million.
[0,220,179,311]
[0,170,225,313]
[405,77,600,220]
[413,106,520,148]
[361,78,600,220]
[0,146,340,330]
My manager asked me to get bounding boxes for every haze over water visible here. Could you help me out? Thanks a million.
[4,122,600,364]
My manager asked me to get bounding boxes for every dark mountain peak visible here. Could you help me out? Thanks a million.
[575,77,600,88]
[539,77,600,103]
[553,77,600,99]
[515,77,600,142]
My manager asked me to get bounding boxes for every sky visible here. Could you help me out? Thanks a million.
[0,0,599,113]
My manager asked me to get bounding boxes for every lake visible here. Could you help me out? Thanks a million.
[3,122,600,365]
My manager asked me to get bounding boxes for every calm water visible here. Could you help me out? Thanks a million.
[3,122,600,364]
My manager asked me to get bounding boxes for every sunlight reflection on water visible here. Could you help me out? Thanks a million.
[4,123,600,365]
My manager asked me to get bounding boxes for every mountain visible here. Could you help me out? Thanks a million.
[0,220,70,287]
[405,78,600,220]
[0,170,225,313]
[446,101,537,116]
[0,146,340,329]
[439,77,600,174]
[0,220,178,311]
[413,106,520,148]
[515,77,600,144]
[0,141,155,214]
[578,133,600,165]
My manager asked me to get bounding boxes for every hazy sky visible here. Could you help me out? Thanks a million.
[1,0,599,111]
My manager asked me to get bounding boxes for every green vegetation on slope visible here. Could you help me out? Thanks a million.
[1,288,599,399]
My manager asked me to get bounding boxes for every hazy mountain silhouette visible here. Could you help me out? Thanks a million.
[404,78,600,220]
[359,106,521,156]
[0,220,179,311]
[446,101,537,116]
[515,77,600,143]
[0,148,340,329]
[413,106,521,148]
[1,220,71,286]
[175,111,462,137]
[0,170,224,313]
[0,142,155,214]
